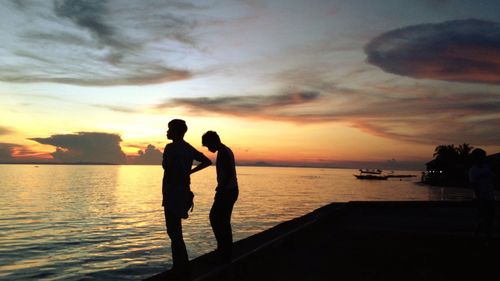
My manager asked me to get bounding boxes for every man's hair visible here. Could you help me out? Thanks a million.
[168,119,188,135]
[202,131,221,146]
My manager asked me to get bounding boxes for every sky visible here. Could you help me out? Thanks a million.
[1,0,500,169]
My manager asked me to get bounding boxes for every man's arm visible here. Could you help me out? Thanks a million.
[191,150,212,174]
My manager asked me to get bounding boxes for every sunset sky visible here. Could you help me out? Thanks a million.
[1,0,500,169]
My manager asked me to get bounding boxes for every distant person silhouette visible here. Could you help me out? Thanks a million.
[202,131,239,264]
[468,148,496,237]
[162,119,211,276]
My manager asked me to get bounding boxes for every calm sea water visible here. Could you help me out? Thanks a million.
[0,165,474,280]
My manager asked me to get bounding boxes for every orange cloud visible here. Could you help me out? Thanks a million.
[156,91,322,121]
[0,142,51,162]
[155,83,500,146]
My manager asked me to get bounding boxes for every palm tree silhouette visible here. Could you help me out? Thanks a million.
[433,144,458,161]
[428,143,475,186]
[457,143,474,161]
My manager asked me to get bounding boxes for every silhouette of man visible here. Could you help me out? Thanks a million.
[202,131,239,263]
[468,148,496,237]
[162,119,211,275]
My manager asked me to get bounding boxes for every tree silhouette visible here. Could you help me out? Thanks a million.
[426,143,474,186]
[456,143,473,161]
[433,144,457,160]
[432,143,473,163]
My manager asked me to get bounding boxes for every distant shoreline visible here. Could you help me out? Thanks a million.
[0,162,340,168]
[0,162,118,165]
[0,162,423,171]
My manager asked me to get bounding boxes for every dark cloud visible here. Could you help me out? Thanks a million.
[0,143,17,161]
[54,0,119,47]
[129,144,162,165]
[365,19,500,84]
[158,91,321,118]
[0,1,198,86]
[30,132,127,164]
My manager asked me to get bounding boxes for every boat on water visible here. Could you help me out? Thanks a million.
[354,169,416,180]
[354,169,388,180]
[358,169,383,174]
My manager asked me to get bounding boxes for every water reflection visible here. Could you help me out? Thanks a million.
[0,165,477,280]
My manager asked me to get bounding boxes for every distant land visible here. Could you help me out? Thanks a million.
[0,161,117,165]
[0,160,425,171]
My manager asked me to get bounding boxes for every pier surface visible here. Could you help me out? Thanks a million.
[145,201,499,281]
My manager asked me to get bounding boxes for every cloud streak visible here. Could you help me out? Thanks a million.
[365,19,500,84]
[92,104,140,113]
[156,83,500,146]
[157,91,321,120]
[341,87,500,145]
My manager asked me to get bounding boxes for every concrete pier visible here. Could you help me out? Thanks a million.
[145,201,499,281]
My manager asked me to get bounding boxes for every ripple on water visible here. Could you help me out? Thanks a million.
[1,166,466,280]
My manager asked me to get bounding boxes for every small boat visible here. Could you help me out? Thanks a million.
[354,169,387,180]
[358,169,382,174]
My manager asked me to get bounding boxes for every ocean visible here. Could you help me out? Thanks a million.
[0,165,474,280]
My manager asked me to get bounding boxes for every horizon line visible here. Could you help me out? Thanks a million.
[0,161,425,171]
